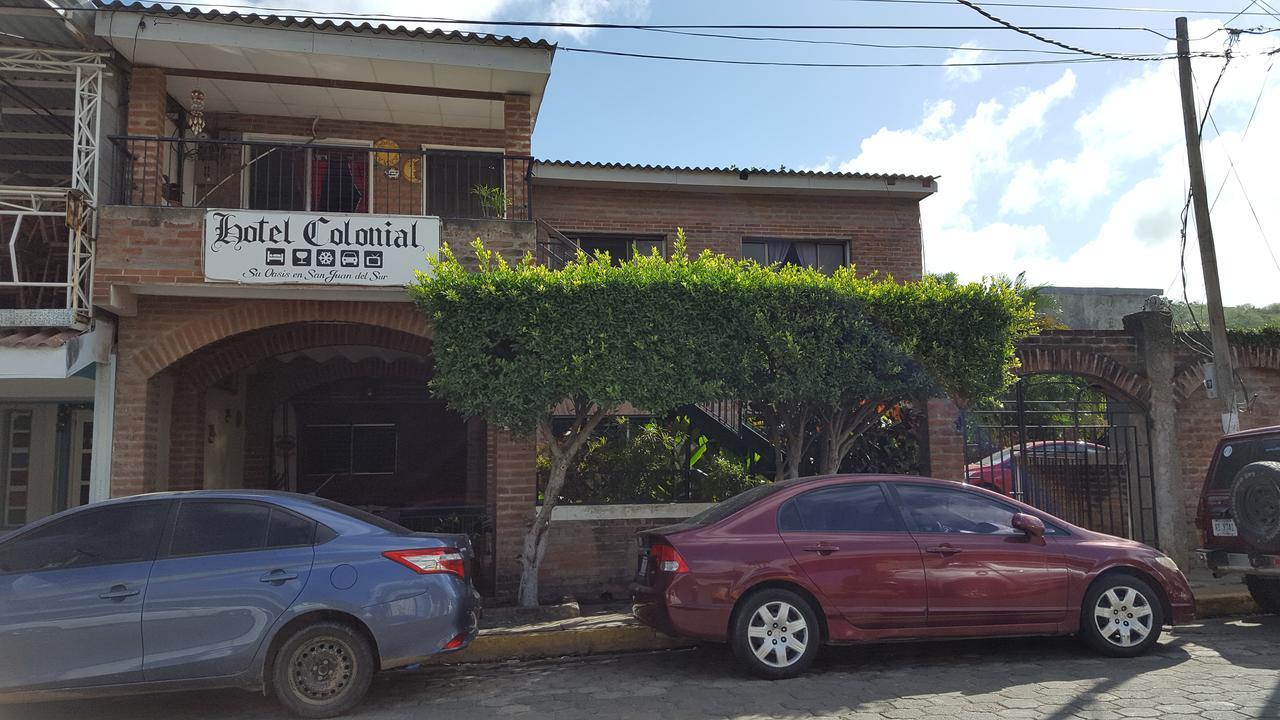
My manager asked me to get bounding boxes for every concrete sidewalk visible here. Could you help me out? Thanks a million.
[430,573,1260,666]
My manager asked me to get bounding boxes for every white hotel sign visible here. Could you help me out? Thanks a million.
[203,209,439,286]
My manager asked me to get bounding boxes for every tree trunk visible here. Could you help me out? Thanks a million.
[517,451,568,607]
[516,406,609,607]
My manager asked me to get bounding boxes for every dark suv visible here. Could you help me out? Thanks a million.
[1196,425,1280,612]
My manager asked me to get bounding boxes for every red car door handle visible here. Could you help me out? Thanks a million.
[802,544,839,555]
[926,545,962,555]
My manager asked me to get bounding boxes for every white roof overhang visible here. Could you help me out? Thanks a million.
[95,12,554,130]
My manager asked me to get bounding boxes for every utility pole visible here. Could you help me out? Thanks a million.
[1175,16,1238,433]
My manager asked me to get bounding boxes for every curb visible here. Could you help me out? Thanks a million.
[425,623,695,665]
[1194,592,1260,619]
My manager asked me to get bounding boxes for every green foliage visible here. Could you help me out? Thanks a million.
[470,184,509,218]
[540,416,768,504]
[408,235,751,435]
[1173,302,1280,331]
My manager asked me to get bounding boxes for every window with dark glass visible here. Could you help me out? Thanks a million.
[777,484,903,533]
[246,144,370,213]
[302,424,397,476]
[894,484,1020,535]
[0,502,168,573]
[169,501,317,557]
[569,234,665,265]
[742,238,848,273]
[423,151,503,219]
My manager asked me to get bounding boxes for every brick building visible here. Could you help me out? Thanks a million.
[0,3,936,598]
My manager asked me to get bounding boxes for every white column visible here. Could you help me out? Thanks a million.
[89,349,116,503]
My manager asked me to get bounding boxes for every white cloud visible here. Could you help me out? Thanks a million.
[823,21,1280,306]
[944,43,987,83]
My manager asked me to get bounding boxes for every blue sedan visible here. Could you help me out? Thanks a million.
[0,491,481,718]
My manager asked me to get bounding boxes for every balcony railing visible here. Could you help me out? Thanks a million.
[108,135,533,221]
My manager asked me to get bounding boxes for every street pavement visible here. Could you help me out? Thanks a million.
[8,615,1280,720]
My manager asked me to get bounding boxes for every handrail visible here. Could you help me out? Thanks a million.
[107,134,534,161]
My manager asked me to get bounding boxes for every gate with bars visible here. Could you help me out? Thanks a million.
[962,375,1158,545]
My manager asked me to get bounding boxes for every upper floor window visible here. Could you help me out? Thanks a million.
[245,138,370,214]
[742,238,847,274]
[569,234,665,265]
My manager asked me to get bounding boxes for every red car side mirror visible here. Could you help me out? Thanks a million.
[1012,513,1045,538]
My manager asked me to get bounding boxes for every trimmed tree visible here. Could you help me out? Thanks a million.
[741,265,1037,479]
[408,235,748,606]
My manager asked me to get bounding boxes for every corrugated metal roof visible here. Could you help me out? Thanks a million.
[536,160,937,183]
[0,327,84,349]
[93,1,557,50]
[4,0,98,50]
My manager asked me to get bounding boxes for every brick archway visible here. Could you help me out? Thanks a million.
[1016,344,1151,408]
[1173,344,1280,403]
[173,323,434,388]
[111,298,435,497]
[131,299,431,379]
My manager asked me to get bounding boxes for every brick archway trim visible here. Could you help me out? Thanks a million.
[133,300,431,378]
[1015,346,1152,407]
[175,323,434,388]
[1173,344,1280,403]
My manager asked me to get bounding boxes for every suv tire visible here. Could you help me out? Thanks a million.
[1230,462,1280,553]
[1246,575,1280,614]
[271,621,375,718]
[730,588,821,679]
[1079,573,1164,658]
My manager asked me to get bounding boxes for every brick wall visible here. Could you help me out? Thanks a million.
[94,206,533,306]
[925,398,965,480]
[532,184,925,280]
[538,516,661,600]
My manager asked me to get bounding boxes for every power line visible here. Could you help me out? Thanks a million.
[641,28,1086,55]
[558,47,1126,67]
[828,0,1280,14]
[1202,108,1280,276]
[952,0,1182,60]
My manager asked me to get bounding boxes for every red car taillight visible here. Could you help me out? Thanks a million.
[650,543,689,574]
[383,548,466,578]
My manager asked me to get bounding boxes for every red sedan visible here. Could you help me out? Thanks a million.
[633,475,1194,678]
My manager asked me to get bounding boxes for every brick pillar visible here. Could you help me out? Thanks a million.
[167,379,206,491]
[110,359,172,497]
[126,67,168,205]
[925,397,966,481]
[503,94,532,219]
[491,429,537,600]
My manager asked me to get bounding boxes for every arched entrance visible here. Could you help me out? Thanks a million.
[963,372,1157,544]
[110,312,493,586]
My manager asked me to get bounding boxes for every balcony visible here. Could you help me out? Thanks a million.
[0,187,94,329]
[109,136,532,221]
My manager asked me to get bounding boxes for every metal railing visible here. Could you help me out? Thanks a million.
[0,187,93,324]
[535,218,583,268]
[109,135,533,221]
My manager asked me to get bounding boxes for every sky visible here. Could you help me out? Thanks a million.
[243,0,1280,306]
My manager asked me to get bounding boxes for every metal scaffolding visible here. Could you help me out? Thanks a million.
[0,46,106,327]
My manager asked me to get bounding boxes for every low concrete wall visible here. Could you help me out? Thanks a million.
[536,503,710,600]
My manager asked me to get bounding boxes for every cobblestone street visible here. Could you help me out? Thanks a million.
[10,616,1280,720]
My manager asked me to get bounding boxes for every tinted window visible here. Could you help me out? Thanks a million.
[0,502,168,573]
[267,509,316,548]
[170,502,270,557]
[896,485,1019,535]
[1209,435,1280,490]
[778,484,903,533]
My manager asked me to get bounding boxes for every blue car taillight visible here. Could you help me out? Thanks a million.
[383,548,466,578]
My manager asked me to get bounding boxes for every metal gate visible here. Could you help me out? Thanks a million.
[962,375,1157,544]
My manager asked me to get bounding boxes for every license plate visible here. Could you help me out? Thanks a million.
[1213,518,1238,537]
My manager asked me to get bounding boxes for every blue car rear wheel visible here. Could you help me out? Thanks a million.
[273,621,375,718]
